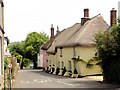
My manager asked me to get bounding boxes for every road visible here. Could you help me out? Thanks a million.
[13,69,120,89]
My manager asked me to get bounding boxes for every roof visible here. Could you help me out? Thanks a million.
[41,41,51,50]
[63,14,109,47]
[41,30,62,50]
[47,23,81,54]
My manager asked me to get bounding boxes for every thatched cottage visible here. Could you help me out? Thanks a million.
[47,8,116,77]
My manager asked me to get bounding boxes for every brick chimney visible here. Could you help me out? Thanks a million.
[50,24,55,44]
[84,8,89,17]
[110,8,117,26]
[81,8,90,26]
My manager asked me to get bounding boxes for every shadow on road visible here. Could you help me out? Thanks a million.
[30,68,71,79]
[20,68,120,89]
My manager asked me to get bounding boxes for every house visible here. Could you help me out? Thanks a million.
[47,23,81,75]
[4,37,11,57]
[47,8,116,77]
[0,0,4,88]
[37,25,60,71]
[37,41,51,70]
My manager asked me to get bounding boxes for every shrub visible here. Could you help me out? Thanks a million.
[95,21,120,83]
[4,57,9,70]
[23,58,31,67]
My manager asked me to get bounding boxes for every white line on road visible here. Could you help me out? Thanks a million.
[57,81,73,86]
[47,79,52,82]
[45,80,48,82]
[41,81,44,83]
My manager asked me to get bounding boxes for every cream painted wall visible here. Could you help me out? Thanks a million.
[76,46,102,76]
[48,46,102,76]
[48,54,55,68]
[57,46,102,76]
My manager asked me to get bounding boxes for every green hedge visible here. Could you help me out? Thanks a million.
[95,22,120,83]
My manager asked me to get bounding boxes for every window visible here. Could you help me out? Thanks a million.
[49,60,51,66]
[68,61,71,70]
[58,61,60,68]
[60,47,63,57]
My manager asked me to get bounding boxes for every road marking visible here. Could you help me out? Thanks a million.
[57,81,73,86]
[47,79,52,82]
[26,81,30,84]
[45,80,48,82]
[20,81,30,84]
[41,81,44,82]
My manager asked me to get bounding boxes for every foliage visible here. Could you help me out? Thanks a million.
[86,56,100,69]
[8,32,49,69]
[23,58,31,67]
[8,41,25,57]
[16,54,22,64]
[95,20,120,83]
[4,57,9,70]
[25,32,49,68]
[72,56,86,63]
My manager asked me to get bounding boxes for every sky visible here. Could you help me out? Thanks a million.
[4,0,120,42]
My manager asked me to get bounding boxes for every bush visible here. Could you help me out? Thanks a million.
[16,54,22,64]
[4,57,9,70]
[23,58,31,67]
[95,21,120,83]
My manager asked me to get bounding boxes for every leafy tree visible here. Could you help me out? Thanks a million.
[16,54,22,64]
[8,41,25,57]
[95,21,120,83]
[8,32,49,69]
[25,32,49,68]
[23,58,31,67]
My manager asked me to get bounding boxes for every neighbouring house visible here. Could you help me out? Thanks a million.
[38,25,61,71]
[0,0,4,88]
[47,23,81,75]
[4,37,11,57]
[37,41,51,70]
[47,8,116,77]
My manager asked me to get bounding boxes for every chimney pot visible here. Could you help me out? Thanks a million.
[110,8,117,26]
[84,8,89,17]
[81,8,90,26]
[50,24,55,44]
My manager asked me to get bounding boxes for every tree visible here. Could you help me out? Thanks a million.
[8,41,25,57]
[95,21,120,83]
[25,32,49,68]
[23,58,31,68]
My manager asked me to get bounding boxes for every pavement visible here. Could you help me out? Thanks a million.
[86,76,103,81]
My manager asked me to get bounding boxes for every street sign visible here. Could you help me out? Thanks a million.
[8,64,12,68]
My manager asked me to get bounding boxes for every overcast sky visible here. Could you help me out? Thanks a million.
[4,0,120,42]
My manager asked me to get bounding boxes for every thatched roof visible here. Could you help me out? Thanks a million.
[63,14,109,47]
[47,14,109,54]
[41,41,51,50]
[41,30,62,50]
[47,23,81,54]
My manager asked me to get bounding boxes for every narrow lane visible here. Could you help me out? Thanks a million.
[13,69,120,89]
